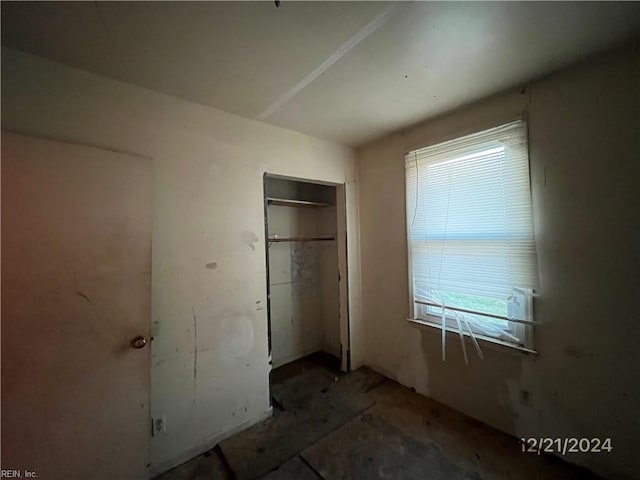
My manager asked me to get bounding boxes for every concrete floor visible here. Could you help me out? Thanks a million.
[156,354,600,480]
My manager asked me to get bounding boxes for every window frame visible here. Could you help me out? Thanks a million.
[405,120,538,353]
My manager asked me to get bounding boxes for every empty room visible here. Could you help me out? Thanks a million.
[1,2,638,479]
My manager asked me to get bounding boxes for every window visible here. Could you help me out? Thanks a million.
[405,120,538,357]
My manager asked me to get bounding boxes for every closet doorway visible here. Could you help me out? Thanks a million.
[263,174,350,376]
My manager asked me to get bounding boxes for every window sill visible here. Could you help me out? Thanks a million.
[407,318,538,356]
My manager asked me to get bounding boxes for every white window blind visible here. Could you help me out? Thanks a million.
[405,120,539,356]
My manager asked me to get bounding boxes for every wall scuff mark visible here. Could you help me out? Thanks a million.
[75,291,93,305]
[192,306,198,404]
[241,231,259,251]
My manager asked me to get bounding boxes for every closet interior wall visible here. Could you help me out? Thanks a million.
[265,177,340,368]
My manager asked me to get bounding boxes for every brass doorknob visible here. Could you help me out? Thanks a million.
[131,335,148,349]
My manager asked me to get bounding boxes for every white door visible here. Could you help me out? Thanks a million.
[1,132,153,479]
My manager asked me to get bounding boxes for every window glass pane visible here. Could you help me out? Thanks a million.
[425,291,509,329]
[440,291,507,316]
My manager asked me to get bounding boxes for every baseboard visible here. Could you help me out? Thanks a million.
[365,362,402,385]
[149,407,273,478]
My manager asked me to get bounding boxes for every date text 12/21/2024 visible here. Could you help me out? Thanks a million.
[521,438,612,455]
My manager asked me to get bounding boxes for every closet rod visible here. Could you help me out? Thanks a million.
[268,236,335,243]
[267,197,332,208]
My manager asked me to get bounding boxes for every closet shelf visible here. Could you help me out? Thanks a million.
[267,197,333,208]
[268,236,335,243]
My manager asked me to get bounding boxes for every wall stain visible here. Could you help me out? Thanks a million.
[290,242,320,297]
[75,291,93,305]
[241,231,259,251]
[192,306,198,404]
[564,345,583,358]
[206,262,218,270]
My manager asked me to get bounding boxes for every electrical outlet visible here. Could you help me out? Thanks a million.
[152,415,167,436]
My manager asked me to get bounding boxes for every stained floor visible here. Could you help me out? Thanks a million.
[155,353,600,480]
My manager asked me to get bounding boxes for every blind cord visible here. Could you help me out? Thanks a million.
[410,152,419,228]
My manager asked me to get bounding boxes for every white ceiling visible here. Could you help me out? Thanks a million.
[2,1,638,146]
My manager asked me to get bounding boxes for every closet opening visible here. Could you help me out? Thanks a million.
[263,173,350,391]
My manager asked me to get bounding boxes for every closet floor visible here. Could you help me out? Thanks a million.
[155,354,600,480]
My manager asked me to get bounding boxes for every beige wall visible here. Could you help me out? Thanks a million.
[1,47,362,475]
[357,44,639,480]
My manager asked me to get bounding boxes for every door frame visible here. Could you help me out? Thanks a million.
[262,173,351,374]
